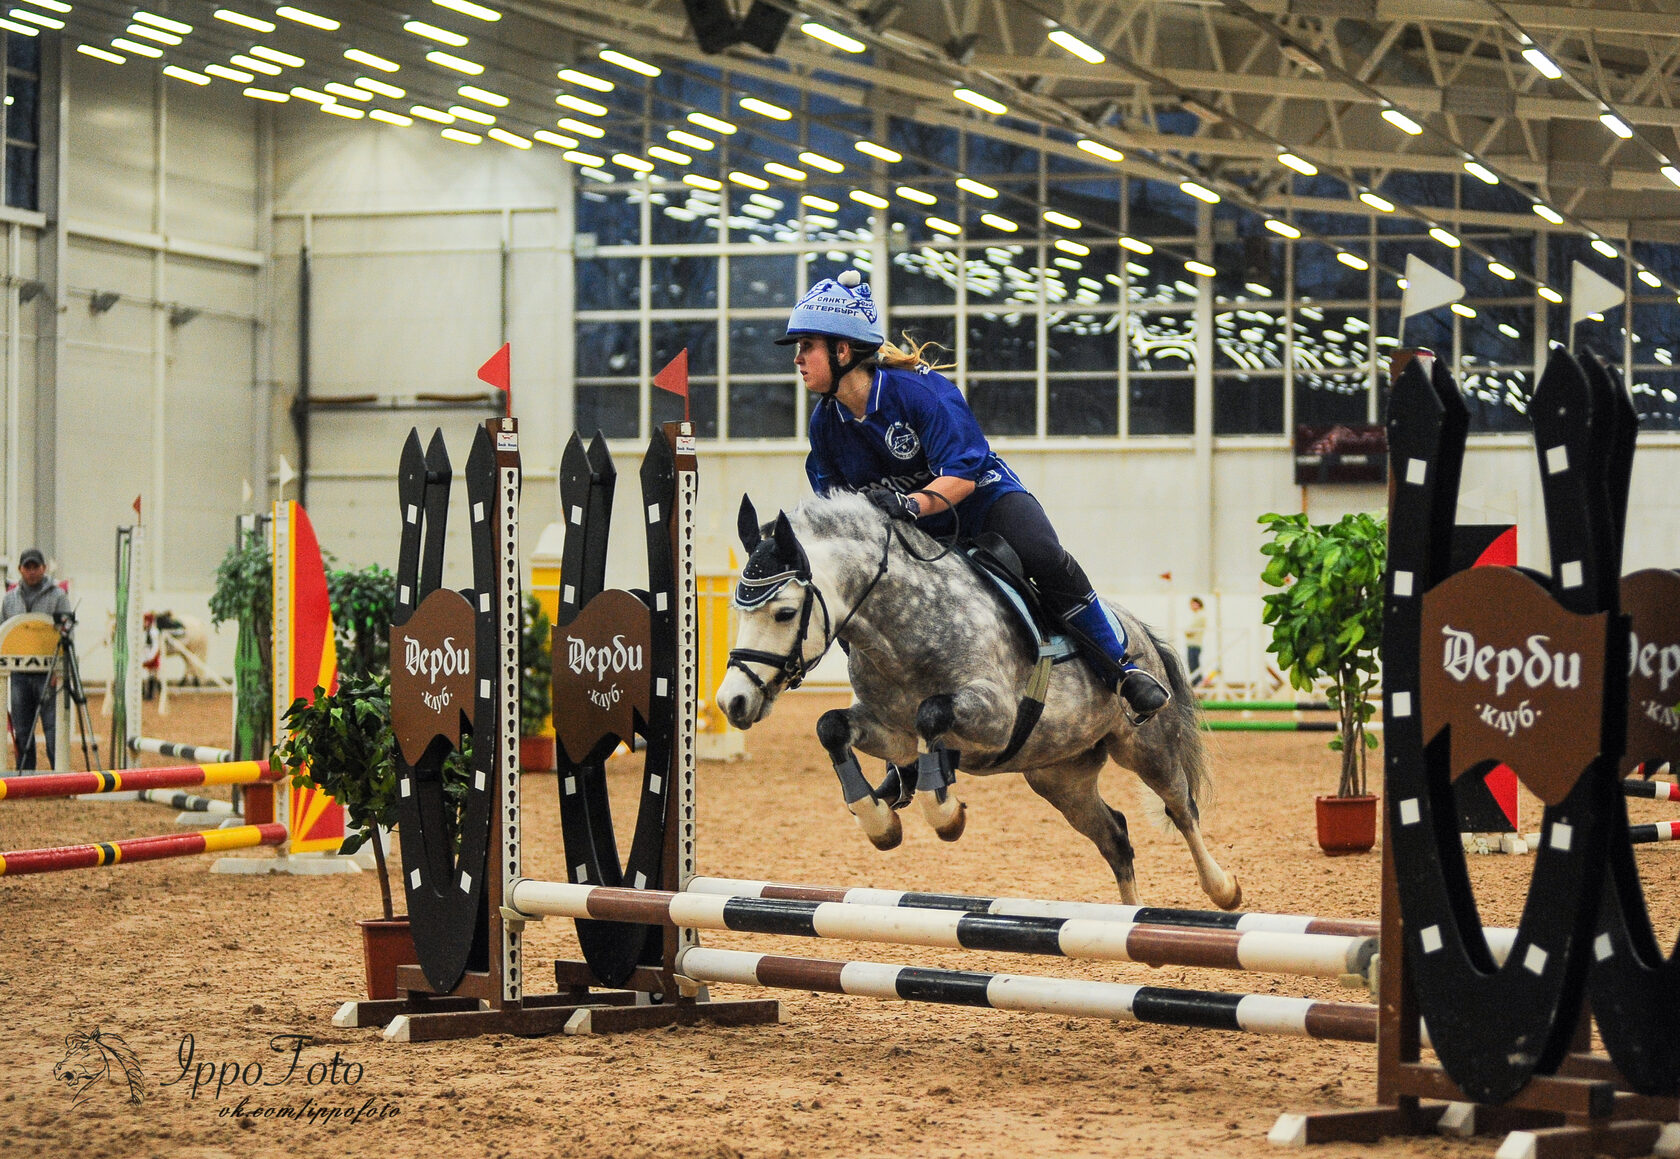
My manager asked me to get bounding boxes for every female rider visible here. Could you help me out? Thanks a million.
[780,270,1170,723]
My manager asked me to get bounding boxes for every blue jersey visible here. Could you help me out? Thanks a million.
[806,364,1025,536]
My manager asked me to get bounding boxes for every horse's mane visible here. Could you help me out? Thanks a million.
[785,492,951,560]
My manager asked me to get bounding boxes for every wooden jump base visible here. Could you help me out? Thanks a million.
[129,737,234,765]
[0,822,286,875]
[0,760,275,802]
[508,880,1377,983]
[667,946,1378,1043]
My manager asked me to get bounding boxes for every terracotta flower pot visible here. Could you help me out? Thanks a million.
[519,734,555,772]
[356,916,417,1000]
[1315,794,1378,855]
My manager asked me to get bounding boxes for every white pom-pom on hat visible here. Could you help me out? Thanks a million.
[837,269,862,287]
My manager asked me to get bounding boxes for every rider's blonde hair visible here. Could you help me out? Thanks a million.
[871,332,955,373]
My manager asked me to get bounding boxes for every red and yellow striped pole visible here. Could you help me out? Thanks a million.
[0,823,287,876]
[0,761,276,802]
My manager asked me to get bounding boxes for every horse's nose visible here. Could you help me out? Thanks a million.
[724,693,753,729]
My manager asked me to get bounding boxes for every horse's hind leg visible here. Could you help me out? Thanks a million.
[1023,756,1142,905]
[1108,735,1242,910]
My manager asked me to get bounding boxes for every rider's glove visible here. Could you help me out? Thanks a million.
[866,488,919,522]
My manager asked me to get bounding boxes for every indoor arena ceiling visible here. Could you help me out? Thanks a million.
[46,0,1680,261]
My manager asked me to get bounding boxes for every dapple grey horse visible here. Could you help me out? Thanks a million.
[717,492,1241,910]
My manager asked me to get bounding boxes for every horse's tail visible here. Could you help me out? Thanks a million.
[1141,624,1215,829]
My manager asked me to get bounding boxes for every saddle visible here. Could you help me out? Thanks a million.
[958,535,1086,768]
[962,534,1089,670]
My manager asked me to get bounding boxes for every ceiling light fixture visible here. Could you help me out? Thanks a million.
[649,146,691,165]
[1382,108,1423,134]
[1277,152,1317,175]
[249,46,303,67]
[728,171,770,190]
[448,104,495,124]
[276,6,337,30]
[410,105,456,123]
[955,177,997,198]
[133,11,190,33]
[1047,28,1104,64]
[740,96,791,120]
[404,20,468,46]
[163,65,211,85]
[243,86,288,101]
[855,140,901,162]
[205,64,254,82]
[1600,112,1633,138]
[764,161,806,180]
[599,49,659,77]
[558,117,604,138]
[533,130,576,148]
[850,189,889,208]
[953,88,1007,115]
[356,77,404,98]
[324,82,372,101]
[1043,210,1081,229]
[1179,180,1220,204]
[345,48,399,72]
[1429,227,1461,247]
[799,151,843,173]
[459,85,507,106]
[1336,252,1369,271]
[1185,260,1217,277]
[370,109,413,126]
[800,21,865,52]
[688,111,736,135]
[427,51,483,75]
[1076,139,1123,163]
[558,68,611,92]
[111,37,162,56]
[1463,161,1499,184]
[556,93,606,116]
[434,0,500,21]
[1265,219,1301,238]
[441,128,482,145]
[1522,47,1563,79]
[215,8,273,32]
[667,129,712,151]
[1532,203,1564,224]
[1359,192,1395,212]
[1538,285,1563,303]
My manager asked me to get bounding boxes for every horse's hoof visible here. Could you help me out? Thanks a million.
[933,801,967,842]
[852,803,902,850]
[866,815,903,851]
[1217,877,1243,911]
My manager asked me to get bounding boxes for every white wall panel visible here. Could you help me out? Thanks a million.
[64,54,156,233]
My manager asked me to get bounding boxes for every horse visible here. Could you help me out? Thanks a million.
[53,1028,144,1106]
[716,492,1241,911]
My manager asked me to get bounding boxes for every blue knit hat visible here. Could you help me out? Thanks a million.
[776,270,885,346]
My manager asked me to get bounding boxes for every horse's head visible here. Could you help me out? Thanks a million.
[716,496,832,729]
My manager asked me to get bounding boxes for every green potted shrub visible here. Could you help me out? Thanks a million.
[327,564,399,680]
[209,530,272,763]
[1258,510,1387,854]
[272,673,414,998]
[519,594,555,771]
[272,673,474,996]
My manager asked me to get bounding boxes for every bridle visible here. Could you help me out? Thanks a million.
[726,523,893,698]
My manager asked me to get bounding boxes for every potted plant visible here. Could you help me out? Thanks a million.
[272,673,475,996]
[519,593,555,772]
[327,564,398,681]
[1258,510,1387,854]
[209,529,273,762]
[272,673,414,998]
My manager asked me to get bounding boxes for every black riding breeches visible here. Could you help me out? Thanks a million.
[979,491,1093,616]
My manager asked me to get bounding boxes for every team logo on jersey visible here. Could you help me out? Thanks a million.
[976,470,1001,487]
[884,422,920,460]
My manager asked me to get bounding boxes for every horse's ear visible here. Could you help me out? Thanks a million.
[737,495,761,552]
[772,511,809,577]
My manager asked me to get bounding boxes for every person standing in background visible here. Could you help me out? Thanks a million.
[1184,596,1207,687]
[3,549,72,770]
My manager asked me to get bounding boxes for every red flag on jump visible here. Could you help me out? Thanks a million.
[478,343,511,416]
[133,495,142,520]
[654,349,690,422]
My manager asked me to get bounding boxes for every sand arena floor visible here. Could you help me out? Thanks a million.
[3,690,1677,1159]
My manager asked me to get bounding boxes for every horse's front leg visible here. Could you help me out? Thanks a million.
[910,682,1015,842]
[816,705,918,851]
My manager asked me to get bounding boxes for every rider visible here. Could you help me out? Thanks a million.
[780,270,1171,722]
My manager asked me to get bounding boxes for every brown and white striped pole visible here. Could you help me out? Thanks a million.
[665,947,1378,1043]
[508,879,1377,982]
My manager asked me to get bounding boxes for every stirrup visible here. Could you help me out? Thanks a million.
[1118,668,1170,726]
